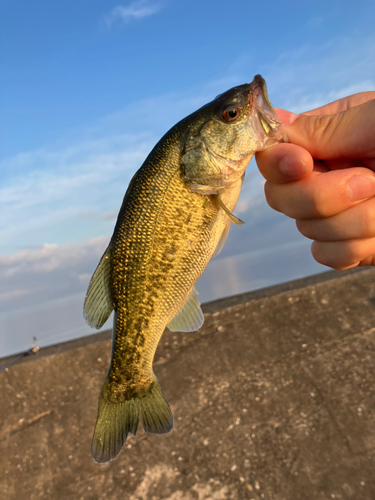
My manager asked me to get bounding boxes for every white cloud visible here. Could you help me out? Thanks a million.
[0,181,325,358]
[0,237,108,278]
[287,80,375,114]
[0,134,153,254]
[0,82,233,255]
[0,289,30,301]
[2,34,373,257]
[2,32,374,356]
[105,1,163,26]
[260,35,375,113]
[0,236,112,355]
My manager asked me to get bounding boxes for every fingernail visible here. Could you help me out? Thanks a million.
[347,174,375,202]
[279,155,306,179]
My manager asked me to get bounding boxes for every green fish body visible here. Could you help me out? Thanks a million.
[84,75,285,463]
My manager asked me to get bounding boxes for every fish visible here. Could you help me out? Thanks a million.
[84,75,286,463]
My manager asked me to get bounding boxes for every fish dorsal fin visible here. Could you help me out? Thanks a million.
[212,219,231,258]
[216,195,245,225]
[84,244,113,329]
[168,286,204,332]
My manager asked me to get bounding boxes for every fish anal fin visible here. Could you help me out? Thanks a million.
[83,244,113,329]
[168,286,204,332]
[215,195,245,225]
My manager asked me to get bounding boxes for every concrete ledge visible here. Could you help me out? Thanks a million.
[1,268,375,499]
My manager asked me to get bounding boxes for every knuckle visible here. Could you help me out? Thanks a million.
[338,243,362,270]
[264,183,282,213]
[311,241,357,271]
[309,114,339,155]
[362,202,375,237]
[310,241,327,266]
[255,151,269,177]
[362,212,372,238]
[296,219,314,239]
[308,185,332,218]
[358,255,375,266]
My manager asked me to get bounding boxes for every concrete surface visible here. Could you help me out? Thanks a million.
[1,268,375,500]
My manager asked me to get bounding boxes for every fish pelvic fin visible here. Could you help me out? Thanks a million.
[168,286,204,332]
[84,244,113,329]
[91,374,173,463]
[212,219,231,258]
[215,195,245,225]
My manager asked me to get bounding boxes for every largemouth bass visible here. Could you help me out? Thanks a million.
[84,75,286,463]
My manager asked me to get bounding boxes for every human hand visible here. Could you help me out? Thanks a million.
[256,92,375,270]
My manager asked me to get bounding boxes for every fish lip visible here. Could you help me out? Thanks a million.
[251,88,277,124]
[247,75,286,141]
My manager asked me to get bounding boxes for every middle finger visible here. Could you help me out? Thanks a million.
[265,167,375,219]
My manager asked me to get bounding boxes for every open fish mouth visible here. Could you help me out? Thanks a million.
[248,75,288,142]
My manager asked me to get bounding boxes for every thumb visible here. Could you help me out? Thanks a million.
[285,99,375,161]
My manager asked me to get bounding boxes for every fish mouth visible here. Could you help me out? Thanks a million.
[248,75,288,142]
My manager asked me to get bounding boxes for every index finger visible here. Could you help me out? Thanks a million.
[274,92,375,126]
[283,99,375,160]
[264,167,375,220]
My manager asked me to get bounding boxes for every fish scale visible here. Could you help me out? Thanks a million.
[110,166,217,377]
[84,75,286,462]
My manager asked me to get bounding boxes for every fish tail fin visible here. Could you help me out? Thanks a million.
[91,375,173,463]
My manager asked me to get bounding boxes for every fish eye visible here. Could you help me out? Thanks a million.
[222,105,240,122]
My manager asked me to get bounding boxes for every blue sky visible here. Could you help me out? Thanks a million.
[1,0,375,356]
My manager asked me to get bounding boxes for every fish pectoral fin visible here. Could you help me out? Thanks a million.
[215,195,245,225]
[212,219,231,258]
[83,244,113,329]
[168,286,204,332]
